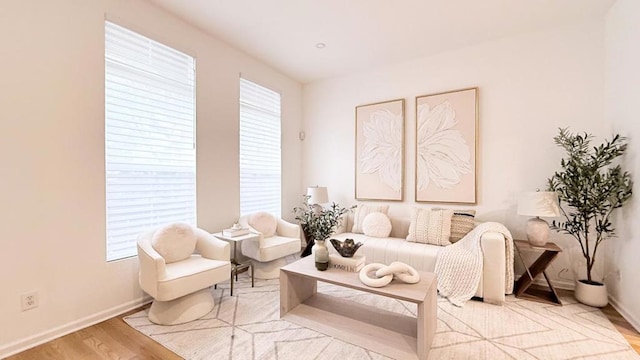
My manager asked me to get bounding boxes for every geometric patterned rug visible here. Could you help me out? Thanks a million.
[124,273,639,360]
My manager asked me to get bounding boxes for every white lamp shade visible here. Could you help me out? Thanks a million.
[306,186,328,204]
[517,191,560,217]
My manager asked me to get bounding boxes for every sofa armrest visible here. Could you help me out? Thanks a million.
[137,231,167,298]
[195,228,230,261]
[480,231,506,305]
[277,218,301,239]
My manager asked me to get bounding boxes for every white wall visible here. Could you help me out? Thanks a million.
[0,0,302,355]
[604,0,640,331]
[302,21,608,289]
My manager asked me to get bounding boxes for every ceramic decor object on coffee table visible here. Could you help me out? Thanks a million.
[280,256,437,360]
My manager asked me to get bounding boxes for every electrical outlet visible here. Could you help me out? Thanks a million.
[21,291,38,311]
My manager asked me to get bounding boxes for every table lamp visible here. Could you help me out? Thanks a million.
[517,191,560,246]
[306,186,328,206]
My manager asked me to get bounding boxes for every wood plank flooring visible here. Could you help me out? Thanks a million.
[7,298,640,359]
[7,306,181,360]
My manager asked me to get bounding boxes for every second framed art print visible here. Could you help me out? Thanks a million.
[415,87,477,204]
[355,99,405,201]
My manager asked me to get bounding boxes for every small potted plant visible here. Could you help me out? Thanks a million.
[293,196,354,260]
[547,128,633,307]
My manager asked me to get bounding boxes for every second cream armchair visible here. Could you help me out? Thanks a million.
[239,212,301,279]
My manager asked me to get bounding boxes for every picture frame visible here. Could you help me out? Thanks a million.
[415,87,478,204]
[355,98,405,201]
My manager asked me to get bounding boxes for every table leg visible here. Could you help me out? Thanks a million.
[280,271,317,317]
[300,238,315,257]
[542,270,561,304]
[250,262,254,288]
[230,266,235,296]
[417,278,437,359]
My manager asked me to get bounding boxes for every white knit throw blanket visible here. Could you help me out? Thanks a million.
[434,222,514,306]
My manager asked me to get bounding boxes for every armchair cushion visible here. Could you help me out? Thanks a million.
[248,212,278,237]
[156,255,230,301]
[242,235,300,263]
[151,223,197,263]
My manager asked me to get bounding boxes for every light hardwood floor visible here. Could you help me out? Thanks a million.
[7,306,181,360]
[7,299,640,359]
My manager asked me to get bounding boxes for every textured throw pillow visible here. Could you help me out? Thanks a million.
[362,212,392,238]
[352,205,389,233]
[248,212,278,237]
[151,223,197,263]
[406,208,454,246]
[450,210,476,243]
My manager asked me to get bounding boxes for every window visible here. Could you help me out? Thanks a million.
[105,21,196,261]
[239,78,282,217]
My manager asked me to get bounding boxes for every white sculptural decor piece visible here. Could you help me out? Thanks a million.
[355,99,405,201]
[359,262,420,287]
[415,87,478,204]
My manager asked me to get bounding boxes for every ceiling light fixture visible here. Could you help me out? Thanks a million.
[315,42,326,49]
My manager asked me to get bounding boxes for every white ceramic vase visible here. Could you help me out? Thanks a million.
[313,239,329,271]
[574,279,608,307]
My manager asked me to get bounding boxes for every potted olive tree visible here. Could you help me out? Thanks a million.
[547,128,633,307]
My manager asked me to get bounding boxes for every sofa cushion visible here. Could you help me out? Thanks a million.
[151,223,197,264]
[329,233,441,272]
[406,208,453,246]
[362,212,392,238]
[248,212,278,237]
[450,210,476,243]
[352,205,389,233]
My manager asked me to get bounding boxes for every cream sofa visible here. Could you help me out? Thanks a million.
[330,214,508,304]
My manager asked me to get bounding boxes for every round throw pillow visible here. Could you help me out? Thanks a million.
[362,212,392,238]
[151,223,196,263]
[248,212,278,237]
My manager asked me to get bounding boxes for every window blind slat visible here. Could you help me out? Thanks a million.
[239,78,282,217]
[105,21,197,261]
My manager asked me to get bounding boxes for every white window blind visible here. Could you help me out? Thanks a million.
[105,21,196,261]
[239,78,282,217]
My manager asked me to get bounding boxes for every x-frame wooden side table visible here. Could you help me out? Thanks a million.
[514,239,563,305]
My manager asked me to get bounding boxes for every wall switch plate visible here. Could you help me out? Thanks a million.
[21,291,38,311]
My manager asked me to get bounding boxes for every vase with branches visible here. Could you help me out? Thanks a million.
[547,128,632,304]
[293,196,354,257]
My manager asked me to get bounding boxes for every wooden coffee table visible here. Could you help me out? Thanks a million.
[280,256,437,360]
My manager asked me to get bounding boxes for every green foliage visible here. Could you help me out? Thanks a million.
[547,128,633,283]
[293,196,355,242]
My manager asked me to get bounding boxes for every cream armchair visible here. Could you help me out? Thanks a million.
[239,212,301,279]
[137,223,230,325]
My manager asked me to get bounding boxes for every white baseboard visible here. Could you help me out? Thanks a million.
[0,296,152,359]
[608,295,640,333]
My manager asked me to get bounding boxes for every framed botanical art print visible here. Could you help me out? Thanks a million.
[355,99,405,201]
[415,87,477,204]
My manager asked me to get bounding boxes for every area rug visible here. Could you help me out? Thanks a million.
[124,273,639,359]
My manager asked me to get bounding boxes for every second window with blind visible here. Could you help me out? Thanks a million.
[239,78,282,217]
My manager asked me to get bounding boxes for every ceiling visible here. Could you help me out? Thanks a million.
[149,0,616,83]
